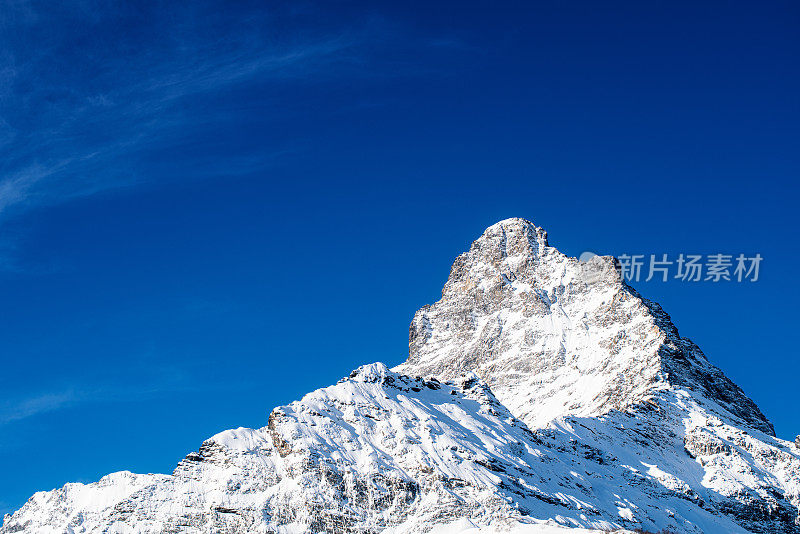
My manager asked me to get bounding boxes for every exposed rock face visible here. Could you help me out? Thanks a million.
[2,218,798,534]
[396,218,773,435]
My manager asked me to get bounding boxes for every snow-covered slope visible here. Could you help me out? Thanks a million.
[3,218,798,533]
[396,219,771,435]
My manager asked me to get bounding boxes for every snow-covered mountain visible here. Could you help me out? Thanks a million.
[3,218,798,533]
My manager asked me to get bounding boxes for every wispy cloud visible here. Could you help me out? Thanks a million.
[0,362,241,428]
[0,4,361,220]
[0,1,478,230]
[0,390,78,426]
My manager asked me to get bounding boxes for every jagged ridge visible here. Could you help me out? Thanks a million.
[397,218,772,435]
[3,218,798,534]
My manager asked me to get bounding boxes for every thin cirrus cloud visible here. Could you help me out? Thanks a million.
[0,362,234,429]
[0,2,471,224]
[0,9,360,221]
[0,390,79,427]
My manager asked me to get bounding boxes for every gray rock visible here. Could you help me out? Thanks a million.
[3,218,798,534]
[397,218,774,435]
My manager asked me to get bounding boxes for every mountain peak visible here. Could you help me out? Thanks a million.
[483,216,544,234]
[473,217,550,262]
[397,219,773,435]
[4,218,796,534]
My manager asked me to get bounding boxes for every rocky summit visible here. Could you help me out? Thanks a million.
[3,218,798,534]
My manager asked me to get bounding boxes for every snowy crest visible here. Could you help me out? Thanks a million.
[397,217,772,434]
[3,219,797,534]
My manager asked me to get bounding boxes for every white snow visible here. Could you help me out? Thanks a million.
[3,218,798,534]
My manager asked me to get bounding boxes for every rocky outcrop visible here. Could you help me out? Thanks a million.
[397,218,773,435]
[3,218,798,534]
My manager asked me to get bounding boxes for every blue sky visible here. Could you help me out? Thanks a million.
[0,0,798,515]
